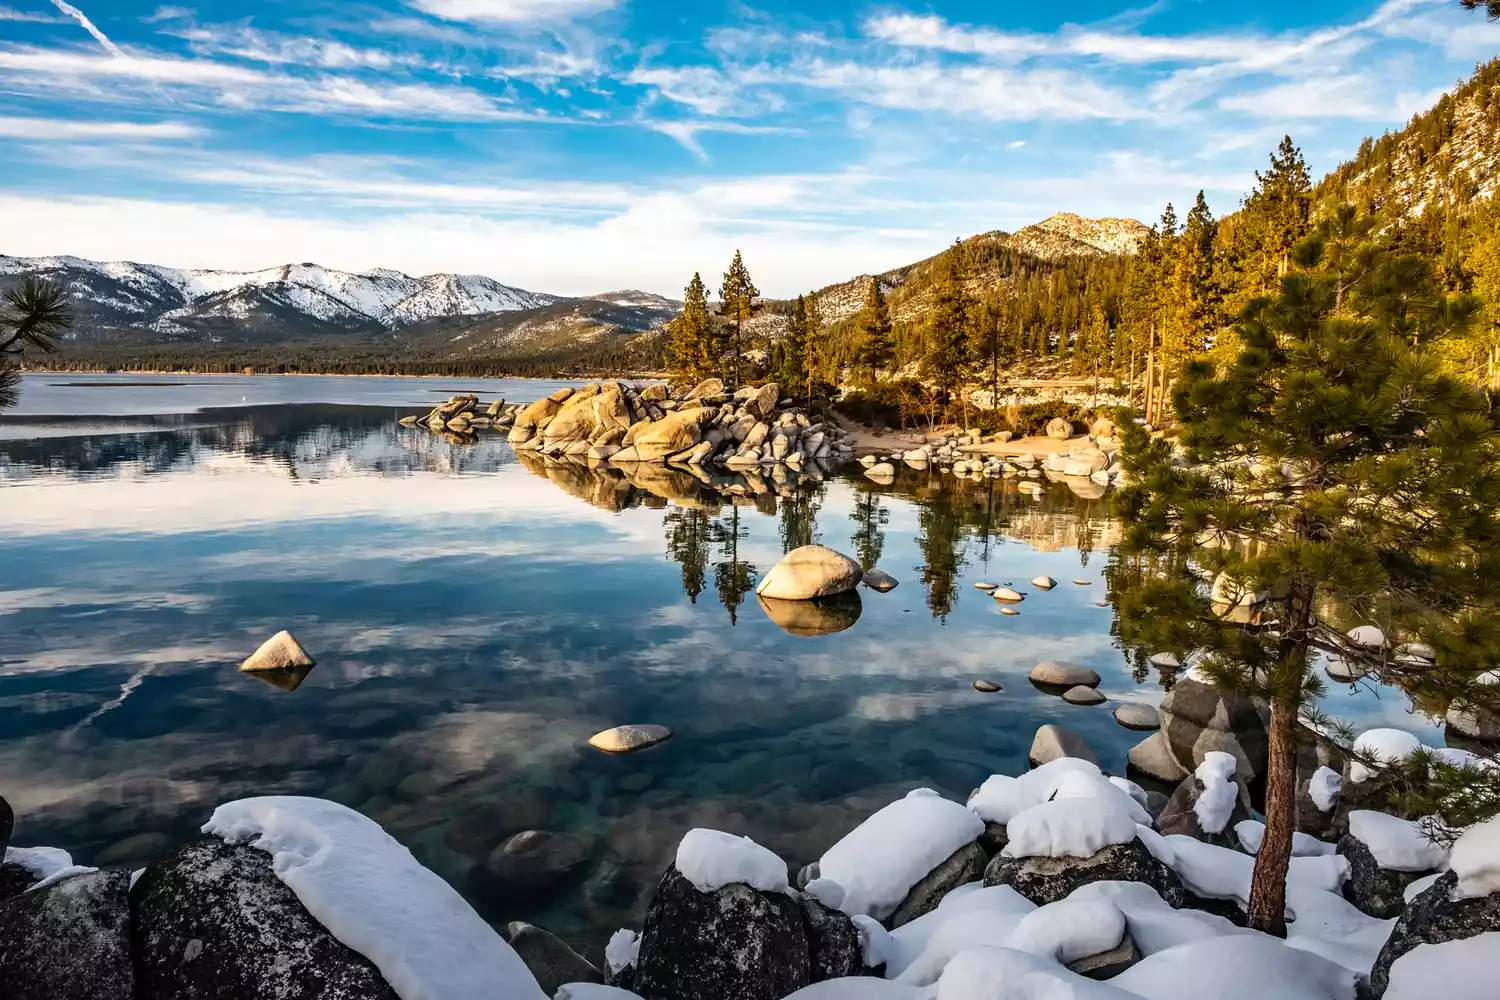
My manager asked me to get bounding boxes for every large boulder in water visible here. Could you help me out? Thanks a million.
[131,836,400,1000]
[1157,677,1269,779]
[983,838,1179,907]
[1369,871,1500,998]
[0,869,133,1000]
[633,864,809,1000]
[755,545,862,601]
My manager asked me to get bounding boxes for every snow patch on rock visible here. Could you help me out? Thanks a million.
[1348,811,1449,872]
[1192,752,1240,835]
[1350,729,1422,783]
[1002,797,1140,860]
[1450,814,1500,898]
[675,828,788,893]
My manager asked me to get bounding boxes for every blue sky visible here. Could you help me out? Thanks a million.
[0,0,1496,296]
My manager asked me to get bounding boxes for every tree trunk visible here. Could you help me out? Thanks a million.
[1245,692,1298,936]
[1143,339,1156,422]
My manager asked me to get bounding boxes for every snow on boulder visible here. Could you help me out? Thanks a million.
[1370,870,1500,996]
[202,796,546,1000]
[1450,814,1500,898]
[819,789,985,920]
[891,907,1039,985]
[1347,812,1448,873]
[882,885,1036,980]
[968,757,1102,825]
[1192,752,1242,835]
[2,845,97,892]
[1349,729,1422,784]
[1068,881,1242,957]
[1002,798,1139,861]
[1309,767,1342,812]
[675,829,788,893]
[605,929,638,977]
[1384,932,1500,1000]
[1233,820,1335,857]
[1046,769,1152,826]
[555,987,646,1000]
[1005,898,1127,965]
[755,545,863,601]
[1165,837,1347,910]
[933,946,1134,1000]
[785,978,935,1000]
[1111,935,1359,1000]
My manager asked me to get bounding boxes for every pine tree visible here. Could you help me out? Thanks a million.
[0,277,71,410]
[780,295,810,394]
[1218,137,1313,315]
[1112,216,1500,936]
[1462,200,1500,387]
[804,294,831,408]
[973,297,1010,409]
[924,240,974,411]
[667,273,714,386]
[853,277,894,385]
[719,250,759,389]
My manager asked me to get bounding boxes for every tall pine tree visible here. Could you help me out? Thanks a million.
[853,277,894,385]
[719,250,759,389]
[924,240,974,410]
[667,272,715,386]
[1113,216,1500,936]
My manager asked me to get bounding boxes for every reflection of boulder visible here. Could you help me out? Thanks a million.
[757,592,862,637]
[246,664,315,692]
[625,464,718,508]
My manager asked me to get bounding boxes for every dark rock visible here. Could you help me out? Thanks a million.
[131,836,399,1000]
[96,831,173,868]
[1158,678,1269,778]
[1067,933,1139,979]
[799,895,861,982]
[1338,835,1434,920]
[978,822,1009,856]
[1370,871,1500,998]
[1155,774,1251,846]
[0,793,11,857]
[983,838,1174,907]
[888,841,988,928]
[0,869,133,1000]
[0,862,38,901]
[634,865,809,1000]
[469,830,590,912]
[1152,860,1186,908]
[1181,888,1247,926]
[503,922,602,995]
[794,862,820,891]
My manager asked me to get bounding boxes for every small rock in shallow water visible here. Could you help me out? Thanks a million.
[1073,579,1091,586]
[589,725,672,754]
[862,569,899,593]
[1029,661,1101,688]
[992,587,1025,602]
[1063,686,1107,705]
[1031,576,1057,589]
[974,582,998,591]
[1029,724,1100,767]
[240,630,315,674]
[1000,607,1020,616]
[1113,704,1161,731]
[95,831,172,867]
[973,679,1001,693]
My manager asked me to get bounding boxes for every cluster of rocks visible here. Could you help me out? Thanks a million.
[861,424,1125,501]
[399,393,522,441]
[482,379,856,471]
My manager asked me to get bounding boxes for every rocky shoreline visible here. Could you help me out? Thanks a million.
[4,702,1496,1000]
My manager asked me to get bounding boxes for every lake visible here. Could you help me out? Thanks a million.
[0,372,1443,957]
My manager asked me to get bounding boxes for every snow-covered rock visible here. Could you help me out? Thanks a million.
[1111,934,1359,1000]
[1369,870,1500,998]
[1347,626,1387,649]
[0,869,133,1000]
[932,946,1130,1000]
[606,929,639,977]
[819,789,985,921]
[1349,730,1422,784]
[131,835,403,1000]
[1233,820,1335,857]
[1005,898,1128,965]
[799,894,863,983]
[676,829,788,894]
[202,796,545,1000]
[1383,932,1500,1000]
[887,841,991,929]
[1309,767,1343,812]
[634,865,809,1000]
[881,885,1036,980]
[2,845,97,893]
[1450,814,1500,898]
[1348,813,1448,873]
[1192,754,1241,835]
[1002,798,1140,861]
[1068,881,1241,957]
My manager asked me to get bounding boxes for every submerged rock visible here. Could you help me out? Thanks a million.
[132,837,399,1000]
[503,922,602,995]
[973,679,1002,693]
[0,869,133,1000]
[472,831,591,912]
[634,865,809,1000]
[1063,686,1107,706]
[755,545,862,601]
[0,792,10,857]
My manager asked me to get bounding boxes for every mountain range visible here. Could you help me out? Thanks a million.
[0,212,1148,369]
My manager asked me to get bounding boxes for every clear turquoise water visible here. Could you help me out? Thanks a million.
[0,374,1441,953]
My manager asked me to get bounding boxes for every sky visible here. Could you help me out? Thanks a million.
[0,0,1496,297]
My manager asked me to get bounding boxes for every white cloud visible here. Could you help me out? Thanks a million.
[1008,140,1026,149]
[0,4,61,21]
[0,116,201,140]
[407,0,620,24]
[1218,74,1438,121]
[0,45,268,85]
[174,24,427,71]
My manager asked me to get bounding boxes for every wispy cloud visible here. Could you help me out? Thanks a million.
[0,115,201,140]
[0,4,62,22]
[48,0,121,55]
[406,0,620,24]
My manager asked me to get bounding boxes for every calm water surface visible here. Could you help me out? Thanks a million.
[0,373,1442,954]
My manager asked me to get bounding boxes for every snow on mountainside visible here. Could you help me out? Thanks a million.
[0,254,559,341]
[1008,213,1151,260]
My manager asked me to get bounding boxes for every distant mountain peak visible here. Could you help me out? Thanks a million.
[1008,213,1151,259]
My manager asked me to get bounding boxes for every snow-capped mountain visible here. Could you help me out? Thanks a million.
[0,255,560,342]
